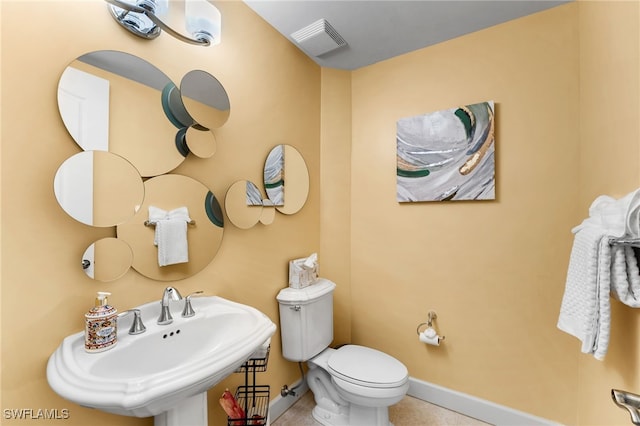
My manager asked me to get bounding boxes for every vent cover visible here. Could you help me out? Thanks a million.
[290,19,347,57]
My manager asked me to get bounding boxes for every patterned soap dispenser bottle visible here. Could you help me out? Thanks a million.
[84,291,118,353]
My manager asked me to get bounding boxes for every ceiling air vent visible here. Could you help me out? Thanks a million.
[290,19,347,57]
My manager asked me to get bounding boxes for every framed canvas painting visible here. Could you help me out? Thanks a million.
[396,101,495,202]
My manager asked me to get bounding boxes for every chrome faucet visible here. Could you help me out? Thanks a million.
[612,389,640,425]
[119,309,146,335]
[182,291,204,318]
[157,287,183,325]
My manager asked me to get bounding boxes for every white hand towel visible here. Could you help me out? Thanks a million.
[610,245,640,307]
[147,206,191,267]
[557,225,611,360]
[624,190,640,237]
[558,188,640,360]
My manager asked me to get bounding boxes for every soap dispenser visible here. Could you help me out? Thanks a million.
[84,291,118,353]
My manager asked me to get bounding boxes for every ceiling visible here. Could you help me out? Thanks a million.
[242,0,571,70]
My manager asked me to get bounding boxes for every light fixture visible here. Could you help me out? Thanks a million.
[105,0,221,46]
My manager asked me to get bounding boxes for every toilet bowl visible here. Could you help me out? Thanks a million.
[276,279,409,426]
[307,345,409,426]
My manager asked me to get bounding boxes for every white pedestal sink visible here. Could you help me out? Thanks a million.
[47,296,276,425]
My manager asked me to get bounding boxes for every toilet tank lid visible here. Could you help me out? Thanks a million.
[276,278,336,304]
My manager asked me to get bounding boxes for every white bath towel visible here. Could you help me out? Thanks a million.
[586,190,640,237]
[610,245,640,307]
[558,188,640,360]
[147,206,191,267]
[557,225,611,360]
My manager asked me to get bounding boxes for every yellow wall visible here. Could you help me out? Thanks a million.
[320,68,353,346]
[577,1,640,424]
[2,1,640,425]
[347,4,581,423]
[1,1,320,425]
[322,1,638,425]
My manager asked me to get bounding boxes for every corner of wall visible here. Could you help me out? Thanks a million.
[320,67,353,345]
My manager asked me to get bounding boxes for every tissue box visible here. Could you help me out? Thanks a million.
[288,256,319,289]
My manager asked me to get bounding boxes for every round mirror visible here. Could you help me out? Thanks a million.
[57,50,187,177]
[264,145,309,215]
[180,70,231,129]
[225,180,264,229]
[117,174,224,281]
[54,151,144,227]
[161,81,196,129]
[185,126,216,158]
[82,237,133,282]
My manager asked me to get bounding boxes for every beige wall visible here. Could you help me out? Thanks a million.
[320,68,353,346]
[347,4,581,423]
[577,1,640,424]
[327,1,636,425]
[1,1,320,425]
[2,1,640,425]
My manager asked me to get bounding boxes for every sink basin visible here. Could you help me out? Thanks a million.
[47,296,276,423]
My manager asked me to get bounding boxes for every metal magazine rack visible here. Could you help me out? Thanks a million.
[227,345,270,426]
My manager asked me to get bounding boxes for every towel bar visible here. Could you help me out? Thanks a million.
[609,237,640,248]
[144,219,196,226]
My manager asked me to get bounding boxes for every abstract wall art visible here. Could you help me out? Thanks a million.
[396,101,495,202]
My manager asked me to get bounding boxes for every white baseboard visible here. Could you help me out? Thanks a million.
[269,378,310,423]
[408,377,563,426]
[269,376,561,426]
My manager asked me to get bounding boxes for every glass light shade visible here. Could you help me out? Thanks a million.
[185,0,221,45]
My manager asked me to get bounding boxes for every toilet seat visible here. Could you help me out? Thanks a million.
[327,345,408,388]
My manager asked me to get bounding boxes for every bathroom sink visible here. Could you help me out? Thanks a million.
[47,296,276,424]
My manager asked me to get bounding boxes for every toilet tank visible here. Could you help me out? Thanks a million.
[276,278,336,362]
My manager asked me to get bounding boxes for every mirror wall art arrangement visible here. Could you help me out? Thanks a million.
[54,50,309,282]
[225,144,309,229]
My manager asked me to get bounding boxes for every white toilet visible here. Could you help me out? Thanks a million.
[277,279,409,426]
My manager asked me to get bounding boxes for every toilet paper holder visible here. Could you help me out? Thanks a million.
[416,311,445,342]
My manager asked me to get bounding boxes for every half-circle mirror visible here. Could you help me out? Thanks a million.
[265,145,309,215]
[57,50,188,177]
[82,237,133,282]
[117,174,224,281]
[54,151,144,227]
[225,180,264,229]
[180,70,231,130]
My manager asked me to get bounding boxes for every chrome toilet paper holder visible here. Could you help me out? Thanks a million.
[416,311,445,341]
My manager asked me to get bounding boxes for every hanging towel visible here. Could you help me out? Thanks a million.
[610,245,640,307]
[558,188,640,360]
[148,206,191,267]
[557,225,611,360]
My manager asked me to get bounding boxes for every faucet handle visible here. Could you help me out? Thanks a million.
[119,309,146,335]
[182,291,204,318]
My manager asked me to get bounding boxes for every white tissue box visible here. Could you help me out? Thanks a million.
[288,256,319,289]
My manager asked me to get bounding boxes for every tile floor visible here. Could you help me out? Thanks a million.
[271,391,491,426]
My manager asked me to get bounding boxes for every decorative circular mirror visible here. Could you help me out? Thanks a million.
[82,237,133,282]
[264,144,309,215]
[54,151,144,227]
[57,50,187,177]
[185,126,216,158]
[225,180,264,229]
[161,81,196,129]
[180,70,231,130]
[117,174,224,281]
